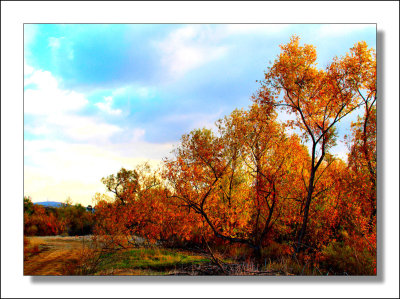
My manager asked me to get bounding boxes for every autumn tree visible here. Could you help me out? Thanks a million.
[96,164,159,247]
[344,41,377,221]
[338,43,376,272]
[164,128,235,246]
[101,168,140,205]
[256,36,375,251]
[95,162,202,248]
[164,103,308,258]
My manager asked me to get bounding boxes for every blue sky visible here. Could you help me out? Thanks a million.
[24,24,376,205]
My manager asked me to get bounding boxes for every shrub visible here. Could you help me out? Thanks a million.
[319,241,375,275]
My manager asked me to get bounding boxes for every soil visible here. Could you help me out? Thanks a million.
[24,236,89,275]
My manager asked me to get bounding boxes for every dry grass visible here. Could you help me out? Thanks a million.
[23,237,43,260]
[84,247,211,275]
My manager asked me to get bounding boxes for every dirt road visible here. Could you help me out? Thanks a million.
[24,236,90,275]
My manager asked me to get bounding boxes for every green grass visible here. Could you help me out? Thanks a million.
[95,247,210,274]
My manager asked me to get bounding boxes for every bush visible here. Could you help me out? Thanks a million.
[319,241,375,275]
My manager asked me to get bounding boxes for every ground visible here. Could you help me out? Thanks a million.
[24,236,89,275]
[24,236,296,275]
[24,236,216,275]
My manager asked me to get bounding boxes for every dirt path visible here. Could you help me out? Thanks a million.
[24,236,90,275]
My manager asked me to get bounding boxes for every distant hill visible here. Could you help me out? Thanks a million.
[34,201,64,208]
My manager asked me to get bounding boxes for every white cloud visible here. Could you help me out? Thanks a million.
[48,113,123,142]
[25,124,52,136]
[24,67,124,143]
[24,69,57,88]
[157,25,228,78]
[24,62,34,75]
[24,69,88,114]
[95,95,122,115]
[23,65,175,205]
[318,24,374,36]
[26,112,123,143]
[157,24,291,79]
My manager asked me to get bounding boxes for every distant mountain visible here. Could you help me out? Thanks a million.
[34,201,64,208]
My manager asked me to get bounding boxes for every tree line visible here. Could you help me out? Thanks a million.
[24,196,95,236]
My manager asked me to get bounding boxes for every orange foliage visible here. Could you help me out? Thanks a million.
[24,204,64,236]
[91,37,376,274]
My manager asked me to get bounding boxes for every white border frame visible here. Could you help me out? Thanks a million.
[2,1,399,298]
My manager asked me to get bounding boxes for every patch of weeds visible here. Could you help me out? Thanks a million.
[95,247,210,274]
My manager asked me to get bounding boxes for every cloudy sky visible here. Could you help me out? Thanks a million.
[24,24,376,206]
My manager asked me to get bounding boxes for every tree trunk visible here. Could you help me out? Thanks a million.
[253,245,262,263]
[296,168,316,252]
